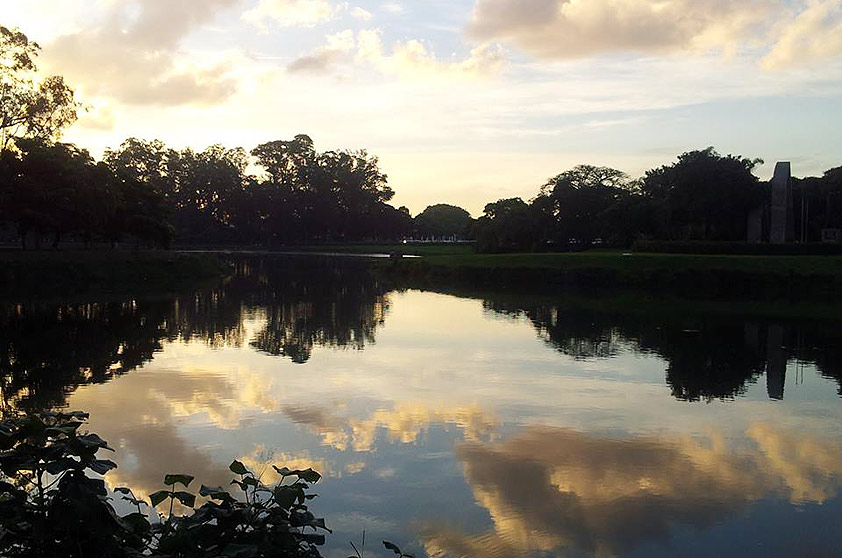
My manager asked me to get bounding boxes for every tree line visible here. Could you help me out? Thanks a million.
[473,150,842,252]
[0,133,422,248]
[3,24,842,251]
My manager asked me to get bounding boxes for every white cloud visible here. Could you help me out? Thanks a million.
[243,0,343,29]
[288,28,507,79]
[468,0,842,71]
[468,0,779,59]
[381,2,405,14]
[762,0,842,69]
[288,29,356,73]
[42,0,243,106]
[351,6,373,21]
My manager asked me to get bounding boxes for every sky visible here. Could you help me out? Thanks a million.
[4,0,842,215]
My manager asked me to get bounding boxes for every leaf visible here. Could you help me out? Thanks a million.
[77,433,114,451]
[121,512,151,534]
[295,468,321,484]
[308,517,331,532]
[87,458,117,475]
[163,473,194,488]
[302,533,326,545]
[241,475,259,487]
[173,491,196,508]
[44,457,79,475]
[273,466,322,483]
[384,541,402,555]
[273,486,298,508]
[229,460,249,475]
[149,490,170,507]
[199,484,235,502]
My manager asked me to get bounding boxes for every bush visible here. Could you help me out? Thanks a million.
[0,412,330,558]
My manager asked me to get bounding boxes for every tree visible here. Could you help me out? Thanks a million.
[0,26,78,152]
[167,145,248,243]
[104,140,174,248]
[474,198,536,253]
[536,165,635,245]
[251,134,315,188]
[641,148,763,241]
[414,204,474,240]
[3,139,100,248]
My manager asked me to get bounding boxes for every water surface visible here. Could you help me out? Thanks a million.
[3,256,841,558]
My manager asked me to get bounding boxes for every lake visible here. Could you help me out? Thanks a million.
[3,255,842,558]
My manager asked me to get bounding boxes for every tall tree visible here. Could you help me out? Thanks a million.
[641,148,763,241]
[0,26,78,152]
[536,165,635,245]
[474,198,536,253]
[414,204,474,239]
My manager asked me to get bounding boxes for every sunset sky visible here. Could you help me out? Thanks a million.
[5,0,842,215]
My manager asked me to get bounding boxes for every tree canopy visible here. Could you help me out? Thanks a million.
[414,204,474,239]
[0,26,78,152]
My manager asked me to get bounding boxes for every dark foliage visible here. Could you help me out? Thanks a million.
[413,204,474,240]
[473,149,842,253]
[0,412,331,558]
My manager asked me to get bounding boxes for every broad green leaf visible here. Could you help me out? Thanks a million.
[199,484,235,502]
[295,468,321,484]
[274,486,297,508]
[242,475,259,487]
[149,490,170,507]
[173,491,196,508]
[87,459,117,475]
[44,457,78,475]
[383,541,402,555]
[163,473,194,488]
[77,433,114,451]
[229,460,249,475]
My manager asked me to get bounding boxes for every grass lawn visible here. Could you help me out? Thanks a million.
[413,250,842,277]
[285,243,474,257]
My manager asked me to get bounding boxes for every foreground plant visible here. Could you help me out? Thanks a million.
[0,411,330,558]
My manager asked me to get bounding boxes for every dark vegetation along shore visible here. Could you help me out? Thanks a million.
[0,250,229,298]
[378,249,842,300]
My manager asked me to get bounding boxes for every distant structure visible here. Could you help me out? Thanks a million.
[769,162,795,244]
[748,162,795,244]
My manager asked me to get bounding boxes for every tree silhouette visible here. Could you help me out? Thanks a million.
[0,26,78,152]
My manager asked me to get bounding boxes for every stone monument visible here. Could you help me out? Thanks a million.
[769,162,794,244]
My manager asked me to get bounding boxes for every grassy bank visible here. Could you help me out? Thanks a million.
[378,251,842,299]
[0,249,230,298]
[281,243,473,257]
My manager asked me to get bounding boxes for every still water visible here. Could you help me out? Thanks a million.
[3,256,842,557]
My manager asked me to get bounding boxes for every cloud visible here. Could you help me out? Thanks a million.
[43,0,242,106]
[288,30,356,73]
[762,0,842,69]
[351,6,373,21]
[288,28,507,78]
[76,105,117,132]
[422,424,842,558]
[243,0,343,29]
[467,0,779,59]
